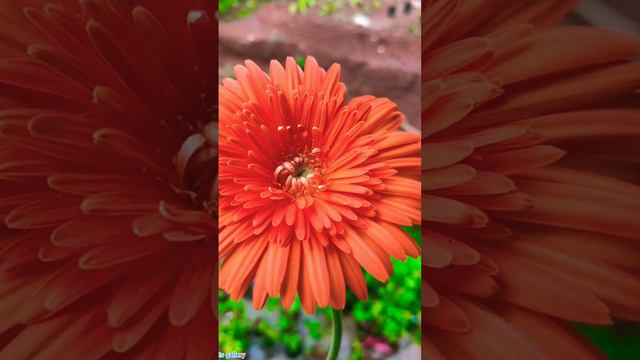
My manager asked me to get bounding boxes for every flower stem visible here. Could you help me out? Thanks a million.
[326,309,343,360]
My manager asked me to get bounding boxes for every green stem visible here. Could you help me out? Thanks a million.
[326,309,343,360]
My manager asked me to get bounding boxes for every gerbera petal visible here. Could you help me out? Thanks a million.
[463,62,640,129]
[302,235,330,307]
[169,249,213,326]
[504,179,640,239]
[424,194,488,227]
[476,243,612,324]
[488,27,640,85]
[497,305,602,360]
[424,294,470,332]
[445,297,545,360]
[325,245,346,309]
[337,250,367,300]
[280,239,301,309]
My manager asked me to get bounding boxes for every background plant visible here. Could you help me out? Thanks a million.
[219,0,382,19]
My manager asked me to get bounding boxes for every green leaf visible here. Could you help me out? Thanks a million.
[577,323,640,359]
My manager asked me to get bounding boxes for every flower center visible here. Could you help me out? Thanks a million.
[295,165,313,177]
[274,151,325,196]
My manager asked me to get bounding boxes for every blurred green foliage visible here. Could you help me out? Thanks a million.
[219,0,272,19]
[219,292,311,357]
[288,0,382,15]
[218,292,251,352]
[349,254,421,345]
[219,226,422,358]
[349,341,364,360]
[295,56,306,68]
[219,0,382,19]
[577,323,640,359]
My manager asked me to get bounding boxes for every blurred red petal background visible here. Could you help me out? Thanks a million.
[422,0,640,358]
[0,1,217,358]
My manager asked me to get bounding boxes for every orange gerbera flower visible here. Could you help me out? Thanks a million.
[0,1,216,358]
[219,56,421,313]
[423,0,640,358]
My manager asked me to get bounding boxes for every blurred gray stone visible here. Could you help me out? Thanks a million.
[576,0,640,36]
[387,344,420,360]
[248,344,266,360]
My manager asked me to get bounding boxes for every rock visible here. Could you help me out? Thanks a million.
[387,343,420,360]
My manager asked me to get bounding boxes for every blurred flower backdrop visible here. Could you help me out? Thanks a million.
[422,0,640,359]
[0,0,216,358]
